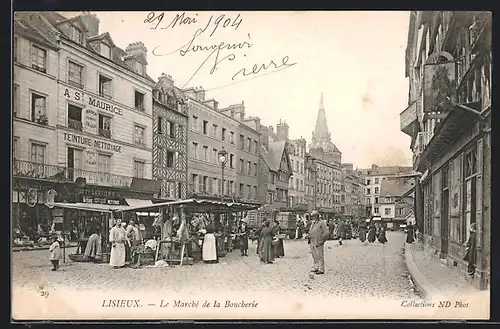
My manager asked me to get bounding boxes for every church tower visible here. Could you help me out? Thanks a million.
[310,93,341,163]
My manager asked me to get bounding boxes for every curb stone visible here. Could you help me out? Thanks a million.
[404,243,445,301]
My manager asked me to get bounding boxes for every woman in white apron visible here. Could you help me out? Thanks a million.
[202,224,218,263]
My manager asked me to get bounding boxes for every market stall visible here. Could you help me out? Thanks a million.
[117,199,260,267]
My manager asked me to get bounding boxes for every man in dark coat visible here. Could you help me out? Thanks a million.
[406,223,415,243]
[254,220,265,255]
[464,223,477,278]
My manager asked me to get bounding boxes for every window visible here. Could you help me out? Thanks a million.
[31,45,47,73]
[202,120,208,134]
[247,137,251,151]
[366,188,371,195]
[247,161,251,175]
[253,163,258,176]
[239,183,244,197]
[239,134,244,149]
[374,207,379,214]
[212,124,217,138]
[375,187,379,194]
[99,114,112,138]
[367,198,371,205]
[212,178,218,194]
[375,197,379,204]
[100,43,111,58]
[30,143,46,164]
[230,131,234,144]
[385,197,392,203]
[167,121,176,139]
[247,185,251,199]
[68,61,84,88]
[133,160,145,178]
[13,84,19,117]
[229,154,234,169]
[134,125,145,145]
[135,91,145,111]
[192,116,198,131]
[31,93,47,123]
[253,186,257,199]
[166,151,175,168]
[384,208,391,216]
[253,140,258,153]
[13,137,19,159]
[203,146,208,161]
[375,178,379,184]
[240,159,244,173]
[397,208,404,216]
[99,75,112,98]
[208,148,215,163]
[71,26,82,44]
[192,142,198,159]
[222,128,226,141]
[98,154,111,173]
[157,116,163,134]
[68,104,83,131]
[135,62,144,75]
[366,179,371,185]
[13,37,18,62]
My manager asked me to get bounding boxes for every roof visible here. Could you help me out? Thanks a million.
[262,140,293,173]
[117,198,260,213]
[365,166,413,176]
[15,12,155,83]
[380,179,415,197]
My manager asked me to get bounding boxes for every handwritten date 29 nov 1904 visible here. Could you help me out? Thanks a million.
[145,12,297,88]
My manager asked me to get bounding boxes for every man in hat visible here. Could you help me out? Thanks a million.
[464,223,477,278]
[308,211,329,274]
[109,220,127,268]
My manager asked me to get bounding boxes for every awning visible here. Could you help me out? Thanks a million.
[117,198,261,213]
[372,217,382,221]
[416,103,480,172]
[136,212,160,216]
[399,185,416,199]
[49,202,130,213]
[125,198,153,207]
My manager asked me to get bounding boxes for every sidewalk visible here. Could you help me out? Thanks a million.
[404,242,479,300]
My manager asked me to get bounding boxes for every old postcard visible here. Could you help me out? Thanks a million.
[11,10,491,320]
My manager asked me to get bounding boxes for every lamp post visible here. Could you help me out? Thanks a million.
[218,147,228,201]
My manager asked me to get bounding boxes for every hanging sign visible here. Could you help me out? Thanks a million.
[27,188,38,207]
[46,189,57,208]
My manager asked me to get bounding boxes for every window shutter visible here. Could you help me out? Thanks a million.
[476,138,483,247]
[208,177,213,195]
[198,175,203,193]
[458,154,465,243]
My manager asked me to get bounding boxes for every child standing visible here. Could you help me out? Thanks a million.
[49,236,61,271]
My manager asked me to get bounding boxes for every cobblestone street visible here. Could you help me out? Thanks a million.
[13,231,416,300]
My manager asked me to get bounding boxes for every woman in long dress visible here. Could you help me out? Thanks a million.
[406,224,415,243]
[238,221,250,256]
[358,221,367,243]
[109,222,127,268]
[202,224,218,263]
[272,220,285,258]
[367,222,376,243]
[259,221,276,264]
[84,228,102,262]
[377,225,388,244]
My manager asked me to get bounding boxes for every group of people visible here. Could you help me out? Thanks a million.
[253,219,285,264]
[358,220,388,244]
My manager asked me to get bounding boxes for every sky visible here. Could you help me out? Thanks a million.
[71,11,413,169]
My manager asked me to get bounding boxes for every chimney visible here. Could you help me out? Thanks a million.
[158,73,174,87]
[80,12,100,37]
[276,120,289,141]
[125,42,148,75]
[194,86,206,102]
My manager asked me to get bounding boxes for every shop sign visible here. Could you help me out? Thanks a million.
[27,188,38,207]
[63,88,123,116]
[46,189,57,208]
[84,109,98,135]
[63,132,122,153]
[52,209,64,224]
[82,196,121,205]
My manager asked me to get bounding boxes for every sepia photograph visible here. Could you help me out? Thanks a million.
[11,10,491,320]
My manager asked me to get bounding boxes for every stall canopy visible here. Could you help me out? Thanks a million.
[125,199,154,207]
[117,198,261,213]
[49,202,131,213]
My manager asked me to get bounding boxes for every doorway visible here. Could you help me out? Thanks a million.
[440,189,450,256]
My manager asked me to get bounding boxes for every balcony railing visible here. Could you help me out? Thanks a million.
[99,128,111,138]
[13,159,134,188]
[400,101,417,135]
[187,183,259,203]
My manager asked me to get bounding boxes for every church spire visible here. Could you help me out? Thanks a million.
[319,92,324,110]
[314,92,330,140]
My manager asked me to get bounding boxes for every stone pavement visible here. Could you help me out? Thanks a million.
[12,231,417,300]
[405,242,484,300]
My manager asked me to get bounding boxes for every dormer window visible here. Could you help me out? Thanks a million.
[135,62,144,75]
[71,26,82,44]
[100,43,111,59]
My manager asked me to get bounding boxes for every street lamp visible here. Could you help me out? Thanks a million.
[218,147,228,200]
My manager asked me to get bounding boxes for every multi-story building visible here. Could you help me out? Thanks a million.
[152,73,188,200]
[185,88,260,204]
[13,12,160,230]
[400,11,491,289]
[309,93,342,215]
[341,163,366,218]
[257,124,293,217]
[360,164,413,217]
[304,153,317,212]
[379,176,415,229]
[273,120,307,211]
